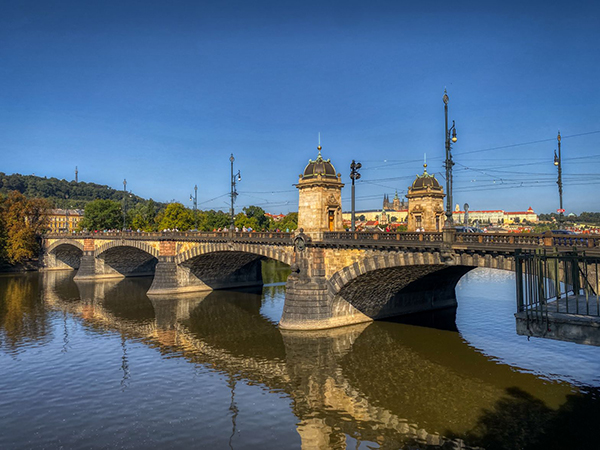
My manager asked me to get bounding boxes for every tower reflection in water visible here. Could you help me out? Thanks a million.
[32,269,599,450]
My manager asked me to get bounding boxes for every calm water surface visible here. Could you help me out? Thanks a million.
[1,263,599,449]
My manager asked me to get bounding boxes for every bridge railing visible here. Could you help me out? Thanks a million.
[455,232,600,249]
[323,231,443,244]
[44,231,293,244]
[455,232,544,246]
[551,235,600,248]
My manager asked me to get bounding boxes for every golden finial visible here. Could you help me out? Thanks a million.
[317,132,322,157]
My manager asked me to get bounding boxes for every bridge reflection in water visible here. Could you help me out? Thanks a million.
[26,267,600,450]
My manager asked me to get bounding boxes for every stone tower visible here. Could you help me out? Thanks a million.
[406,164,445,232]
[392,191,401,210]
[296,144,344,236]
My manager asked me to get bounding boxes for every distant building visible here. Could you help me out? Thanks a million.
[342,191,408,226]
[453,206,538,225]
[383,191,407,211]
[265,213,285,222]
[45,209,84,233]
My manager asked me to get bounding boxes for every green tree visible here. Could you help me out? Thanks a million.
[129,199,158,231]
[157,203,193,230]
[235,212,260,230]
[198,210,231,231]
[242,206,269,230]
[276,212,298,231]
[79,199,123,231]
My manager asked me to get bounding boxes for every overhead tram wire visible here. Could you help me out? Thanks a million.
[453,179,600,194]
[357,129,600,172]
[453,130,600,158]
[198,193,231,206]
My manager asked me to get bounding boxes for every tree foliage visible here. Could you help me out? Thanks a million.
[273,212,298,231]
[243,206,269,229]
[198,210,231,231]
[0,172,164,211]
[157,203,194,231]
[79,200,123,231]
[128,199,159,231]
[0,191,50,264]
[235,212,260,230]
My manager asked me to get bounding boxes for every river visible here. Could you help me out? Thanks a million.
[1,261,599,449]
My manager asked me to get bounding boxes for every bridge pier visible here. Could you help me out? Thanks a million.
[73,250,98,280]
[148,256,179,294]
[281,248,372,330]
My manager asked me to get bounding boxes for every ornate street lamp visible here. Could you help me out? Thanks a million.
[554,131,564,228]
[230,154,241,231]
[190,184,198,230]
[350,160,362,232]
[443,89,458,227]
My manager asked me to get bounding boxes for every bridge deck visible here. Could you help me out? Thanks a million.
[45,230,600,254]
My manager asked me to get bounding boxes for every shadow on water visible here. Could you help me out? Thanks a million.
[444,386,600,450]
[380,305,459,332]
[76,277,156,322]
[184,287,287,362]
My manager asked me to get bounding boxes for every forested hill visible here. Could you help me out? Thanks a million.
[0,172,152,209]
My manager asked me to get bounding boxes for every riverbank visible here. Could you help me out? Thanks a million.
[0,259,40,273]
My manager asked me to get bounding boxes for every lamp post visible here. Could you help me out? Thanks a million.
[350,160,362,232]
[122,179,127,231]
[190,184,198,230]
[554,131,564,229]
[443,89,458,227]
[65,194,69,233]
[229,154,241,231]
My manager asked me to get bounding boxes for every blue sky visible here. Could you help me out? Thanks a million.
[1,0,599,214]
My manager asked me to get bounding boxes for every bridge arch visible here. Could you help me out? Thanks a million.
[46,239,84,254]
[168,243,292,293]
[325,251,516,321]
[175,242,293,267]
[45,240,84,270]
[328,251,445,297]
[94,240,159,259]
[93,241,159,278]
[328,251,515,298]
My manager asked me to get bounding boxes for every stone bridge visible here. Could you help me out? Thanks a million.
[41,230,600,330]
